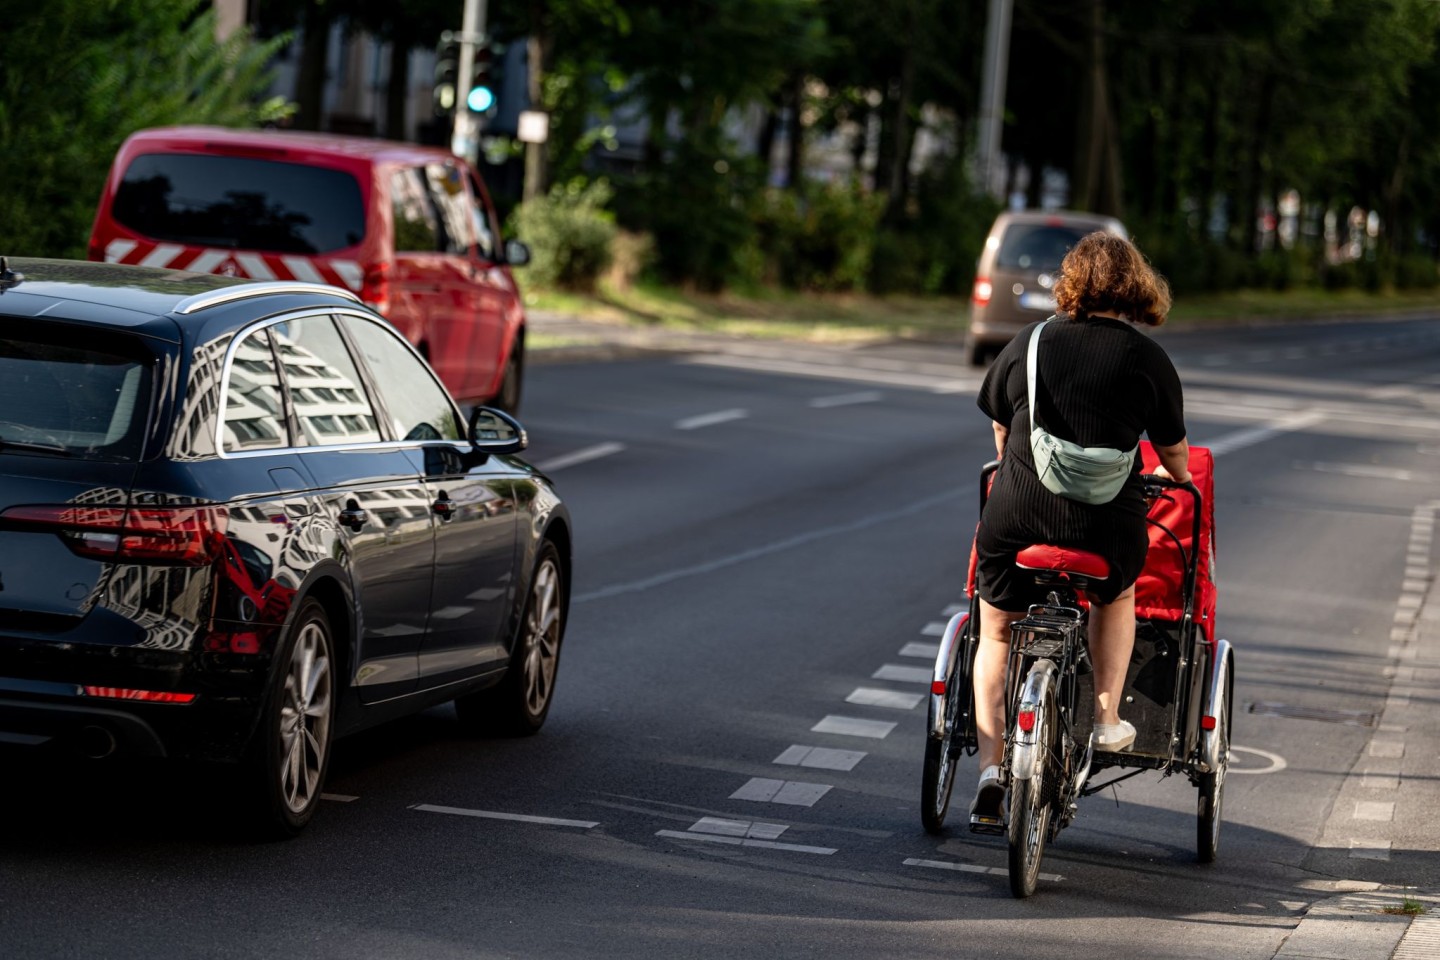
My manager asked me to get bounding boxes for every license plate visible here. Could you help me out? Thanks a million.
[1018,291,1056,311]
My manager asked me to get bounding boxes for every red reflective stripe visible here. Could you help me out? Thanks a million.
[83,686,196,704]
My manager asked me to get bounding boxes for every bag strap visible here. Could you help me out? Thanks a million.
[1026,317,1056,436]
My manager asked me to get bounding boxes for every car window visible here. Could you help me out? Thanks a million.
[996,224,1089,272]
[391,167,443,253]
[343,319,461,442]
[112,153,365,255]
[425,163,476,255]
[222,329,287,453]
[0,325,152,461]
[268,316,382,447]
[466,173,497,261]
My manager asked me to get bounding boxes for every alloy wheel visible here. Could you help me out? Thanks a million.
[522,558,561,717]
[278,620,332,815]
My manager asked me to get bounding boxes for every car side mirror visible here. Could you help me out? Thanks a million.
[468,406,527,454]
[505,239,532,267]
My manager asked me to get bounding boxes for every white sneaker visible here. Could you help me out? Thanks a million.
[1094,720,1136,752]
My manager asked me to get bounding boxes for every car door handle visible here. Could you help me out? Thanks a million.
[338,500,368,531]
[432,496,457,519]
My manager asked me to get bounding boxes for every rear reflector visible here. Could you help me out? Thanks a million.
[931,680,946,695]
[972,278,993,306]
[83,686,196,704]
[0,504,227,565]
[1200,715,1217,731]
[1017,710,1036,733]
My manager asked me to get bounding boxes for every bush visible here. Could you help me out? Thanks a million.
[745,183,885,292]
[510,179,618,291]
[869,158,1001,296]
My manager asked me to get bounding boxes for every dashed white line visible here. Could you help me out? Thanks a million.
[688,816,788,839]
[1349,839,1392,861]
[1353,801,1395,822]
[1369,741,1406,759]
[942,602,969,616]
[812,715,896,739]
[809,390,884,408]
[1203,411,1326,457]
[904,858,1064,883]
[1362,773,1401,790]
[773,745,867,771]
[900,641,941,659]
[534,441,626,473]
[1295,461,1421,482]
[872,664,932,684]
[656,829,837,855]
[675,408,749,430]
[920,621,947,637]
[846,687,925,710]
[730,778,832,806]
[411,804,599,828]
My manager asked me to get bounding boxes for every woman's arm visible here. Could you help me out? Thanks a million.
[992,421,1008,459]
[1152,438,1191,483]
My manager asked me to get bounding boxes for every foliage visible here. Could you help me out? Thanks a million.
[510,178,618,291]
[0,0,290,259]
[741,182,886,291]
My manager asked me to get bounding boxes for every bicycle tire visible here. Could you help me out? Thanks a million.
[1008,664,1057,898]
[1197,671,1232,863]
[920,623,974,833]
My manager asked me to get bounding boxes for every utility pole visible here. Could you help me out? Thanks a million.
[450,0,488,163]
[976,0,1013,201]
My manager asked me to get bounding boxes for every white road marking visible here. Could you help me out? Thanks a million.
[846,687,924,710]
[1295,461,1421,482]
[920,621,947,636]
[534,441,626,473]
[688,817,788,840]
[904,858,1064,883]
[1228,745,1289,775]
[872,664,932,684]
[811,715,896,739]
[655,829,837,855]
[1203,411,1326,457]
[411,803,599,829]
[1353,801,1395,822]
[942,602,969,616]
[675,408,748,430]
[773,745,867,771]
[1349,839,1392,861]
[1362,773,1400,790]
[809,390,884,408]
[900,641,941,659]
[688,354,976,393]
[1370,741,1406,758]
[321,793,359,802]
[730,778,832,806]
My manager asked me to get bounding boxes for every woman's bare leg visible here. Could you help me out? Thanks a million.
[1087,584,1136,725]
[973,597,1024,769]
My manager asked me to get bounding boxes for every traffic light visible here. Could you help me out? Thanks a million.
[433,34,460,115]
[467,41,505,116]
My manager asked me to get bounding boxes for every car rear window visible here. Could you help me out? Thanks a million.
[996,224,1090,272]
[112,153,365,254]
[0,326,153,461]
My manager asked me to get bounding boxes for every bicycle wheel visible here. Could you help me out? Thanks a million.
[1007,666,1057,898]
[921,621,975,833]
[1197,673,1232,863]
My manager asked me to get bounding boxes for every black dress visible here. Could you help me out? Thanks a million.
[975,314,1187,608]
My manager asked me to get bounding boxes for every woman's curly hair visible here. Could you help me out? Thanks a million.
[1053,232,1172,327]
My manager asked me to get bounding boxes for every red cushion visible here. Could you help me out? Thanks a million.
[1015,544,1111,579]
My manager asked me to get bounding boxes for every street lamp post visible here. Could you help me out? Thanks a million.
[450,0,488,163]
[976,0,1013,201]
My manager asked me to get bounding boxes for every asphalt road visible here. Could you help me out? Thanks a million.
[3,316,1439,959]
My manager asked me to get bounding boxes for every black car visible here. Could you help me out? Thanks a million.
[0,258,571,834]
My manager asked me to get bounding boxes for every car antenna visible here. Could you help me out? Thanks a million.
[0,256,23,290]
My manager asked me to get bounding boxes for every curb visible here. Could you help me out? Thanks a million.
[1273,889,1440,960]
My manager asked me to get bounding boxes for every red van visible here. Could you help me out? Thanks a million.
[88,126,529,410]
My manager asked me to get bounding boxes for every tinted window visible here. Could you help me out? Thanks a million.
[391,167,442,253]
[0,326,152,461]
[344,319,460,442]
[269,317,382,446]
[113,153,365,254]
[467,173,497,261]
[222,329,287,452]
[426,163,475,255]
[996,224,1089,272]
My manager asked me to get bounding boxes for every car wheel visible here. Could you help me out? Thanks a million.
[493,337,524,414]
[966,336,988,367]
[247,599,335,838]
[455,541,564,736]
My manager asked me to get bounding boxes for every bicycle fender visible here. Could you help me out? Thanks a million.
[928,612,970,740]
[1197,639,1234,774]
[1011,658,1058,782]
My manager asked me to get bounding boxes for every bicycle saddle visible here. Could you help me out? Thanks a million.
[1015,545,1111,580]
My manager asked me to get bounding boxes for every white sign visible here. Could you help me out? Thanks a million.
[517,111,550,144]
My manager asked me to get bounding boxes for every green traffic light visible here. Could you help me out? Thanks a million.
[467,85,496,113]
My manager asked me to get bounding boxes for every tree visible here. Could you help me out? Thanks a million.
[0,0,290,259]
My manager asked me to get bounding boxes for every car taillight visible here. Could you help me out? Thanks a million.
[0,504,228,565]
[361,261,392,315]
[972,277,992,306]
[83,686,197,704]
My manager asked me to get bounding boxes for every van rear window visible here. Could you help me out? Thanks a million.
[996,224,1089,272]
[0,327,153,461]
[112,153,365,255]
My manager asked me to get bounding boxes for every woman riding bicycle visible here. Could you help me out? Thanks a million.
[970,231,1192,827]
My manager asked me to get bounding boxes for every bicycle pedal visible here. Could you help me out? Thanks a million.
[968,813,1005,836]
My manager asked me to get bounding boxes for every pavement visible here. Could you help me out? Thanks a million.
[525,308,1440,960]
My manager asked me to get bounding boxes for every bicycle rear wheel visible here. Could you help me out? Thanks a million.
[1007,666,1057,898]
[921,619,976,833]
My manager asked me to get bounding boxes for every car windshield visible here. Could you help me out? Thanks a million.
[112,153,365,254]
[0,327,153,461]
[996,224,1090,272]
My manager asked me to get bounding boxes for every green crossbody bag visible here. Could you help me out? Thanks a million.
[1026,318,1137,505]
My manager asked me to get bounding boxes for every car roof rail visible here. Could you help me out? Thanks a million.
[173,281,362,315]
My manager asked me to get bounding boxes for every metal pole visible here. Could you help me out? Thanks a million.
[976,0,1013,201]
[450,0,488,162]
